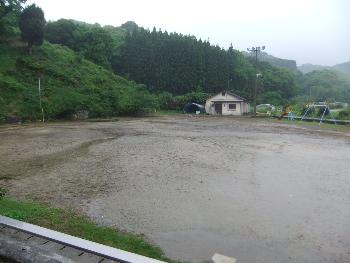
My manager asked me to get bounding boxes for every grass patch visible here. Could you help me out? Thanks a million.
[270,118,350,132]
[0,194,177,262]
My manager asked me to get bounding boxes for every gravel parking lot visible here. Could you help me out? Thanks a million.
[1,116,349,263]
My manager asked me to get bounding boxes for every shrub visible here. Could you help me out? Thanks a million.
[157,92,174,110]
[0,188,6,199]
[338,108,350,120]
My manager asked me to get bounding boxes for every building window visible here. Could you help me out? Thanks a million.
[228,103,236,110]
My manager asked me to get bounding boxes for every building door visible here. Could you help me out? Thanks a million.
[214,103,222,114]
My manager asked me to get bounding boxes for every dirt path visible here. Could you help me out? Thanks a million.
[1,117,349,263]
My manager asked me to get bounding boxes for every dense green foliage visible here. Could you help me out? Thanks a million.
[298,61,350,78]
[19,4,45,52]
[121,21,139,33]
[298,70,350,102]
[0,0,26,37]
[44,18,76,47]
[113,28,255,96]
[337,107,350,120]
[157,91,209,110]
[333,61,350,77]
[256,61,298,105]
[0,42,157,122]
[45,19,125,68]
[42,20,313,107]
[0,194,176,262]
[111,26,302,106]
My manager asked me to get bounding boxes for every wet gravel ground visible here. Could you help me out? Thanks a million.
[1,116,350,263]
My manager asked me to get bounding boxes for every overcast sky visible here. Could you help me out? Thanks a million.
[30,0,350,66]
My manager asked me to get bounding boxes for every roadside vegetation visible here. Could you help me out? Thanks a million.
[0,189,177,262]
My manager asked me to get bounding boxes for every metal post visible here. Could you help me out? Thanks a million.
[38,78,44,122]
[254,50,258,115]
[301,106,311,121]
[319,106,327,125]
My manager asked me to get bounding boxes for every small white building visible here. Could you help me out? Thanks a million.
[205,91,250,115]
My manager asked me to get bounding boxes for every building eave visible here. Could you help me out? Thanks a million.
[211,100,244,103]
[206,91,249,102]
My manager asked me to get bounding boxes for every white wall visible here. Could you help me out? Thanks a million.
[205,92,249,115]
[205,102,245,115]
[222,102,242,115]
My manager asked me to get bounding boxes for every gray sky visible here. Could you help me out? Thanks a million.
[31,0,350,66]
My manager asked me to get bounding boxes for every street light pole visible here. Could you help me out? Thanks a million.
[38,78,45,122]
[247,45,265,115]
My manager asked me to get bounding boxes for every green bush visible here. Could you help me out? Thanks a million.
[0,188,6,199]
[258,91,283,106]
[338,108,350,120]
[157,91,174,110]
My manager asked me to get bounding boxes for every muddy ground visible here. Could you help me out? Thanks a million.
[0,116,349,263]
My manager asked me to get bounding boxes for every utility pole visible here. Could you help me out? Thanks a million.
[227,79,231,90]
[247,45,265,115]
[38,78,44,122]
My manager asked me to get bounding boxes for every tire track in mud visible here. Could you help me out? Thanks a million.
[0,136,120,180]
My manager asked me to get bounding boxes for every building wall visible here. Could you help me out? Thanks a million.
[205,92,250,115]
[205,101,245,115]
[222,102,242,115]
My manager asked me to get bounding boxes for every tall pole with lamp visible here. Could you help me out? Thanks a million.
[247,45,265,115]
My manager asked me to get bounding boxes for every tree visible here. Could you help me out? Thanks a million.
[0,0,26,37]
[44,19,76,48]
[73,26,116,68]
[121,21,138,34]
[19,4,45,54]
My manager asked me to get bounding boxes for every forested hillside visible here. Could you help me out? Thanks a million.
[299,61,350,77]
[0,42,156,121]
[297,69,350,102]
[37,18,302,107]
[1,0,350,123]
[111,26,300,102]
[333,61,350,77]
[113,27,254,95]
[0,1,155,122]
[44,19,126,69]
[242,51,298,72]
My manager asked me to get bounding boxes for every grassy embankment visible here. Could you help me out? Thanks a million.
[0,41,156,122]
[0,191,177,262]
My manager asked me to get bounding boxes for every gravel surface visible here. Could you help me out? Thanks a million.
[1,116,350,263]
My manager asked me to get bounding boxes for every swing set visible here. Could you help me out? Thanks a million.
[277,102,347,125]
[300,102,337,125]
